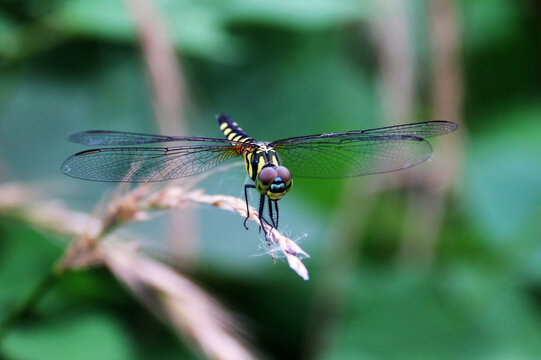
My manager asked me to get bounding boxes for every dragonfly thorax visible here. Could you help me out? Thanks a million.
[256,165,293,201]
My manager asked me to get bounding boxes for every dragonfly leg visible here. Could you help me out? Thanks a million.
[268,197,276,228]
[274,200,279,229]
[244,186,273,240]
[258,194,274,240]
[258,194,265,234]
[243,184,256,230]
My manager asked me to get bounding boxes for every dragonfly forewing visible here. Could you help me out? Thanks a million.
[61,145,240,182]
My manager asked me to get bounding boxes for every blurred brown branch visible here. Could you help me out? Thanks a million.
[0,180,310,359]
[122,0,197,265]
[122,0,186,130]
[103,241,257,360]
[0,182,310,278]
[373,0,415,126]
[398,0,464,263]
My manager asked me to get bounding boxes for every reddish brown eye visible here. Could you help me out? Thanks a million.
[276,166,291,182]
[258,167,277,185]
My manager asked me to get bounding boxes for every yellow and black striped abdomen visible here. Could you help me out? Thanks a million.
[218,114,255,144]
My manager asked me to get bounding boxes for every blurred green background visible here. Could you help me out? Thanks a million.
[1,0,541,359]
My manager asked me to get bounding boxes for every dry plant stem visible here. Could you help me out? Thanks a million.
[147,187,311,280]
[373,0,415,126]
[103,242,257,360]
[122,0,197,264]
[122,0,185,129]
[0,181,309,352]
[1,180,309,305]
[0,183,262,358]
[14,181,309,278]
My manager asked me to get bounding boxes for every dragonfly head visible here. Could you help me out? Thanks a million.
[256,165,293,201]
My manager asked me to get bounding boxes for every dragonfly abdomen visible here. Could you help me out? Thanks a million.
[218,114,255,144]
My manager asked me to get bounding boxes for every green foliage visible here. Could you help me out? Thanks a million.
[0,219,61,306]
[222,0,370,30]
[320,266,541,360]
[50,0,238,61]
[463,104,541,240]
[3,313,134,360]
[1,0,540,359]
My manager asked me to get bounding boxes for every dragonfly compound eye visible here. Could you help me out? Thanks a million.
[276,166,291,183]
[258,167,277,185]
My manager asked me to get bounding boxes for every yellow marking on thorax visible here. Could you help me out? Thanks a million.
[244,152,253,178]
[270,154,279,167]
[223,128,232,136]
[219,123,228,130]
[256,151,265,175]
[241,144,279,182]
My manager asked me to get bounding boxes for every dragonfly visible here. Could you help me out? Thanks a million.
[62,114,457,237]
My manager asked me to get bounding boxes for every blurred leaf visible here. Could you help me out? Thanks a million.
[319,267,541,360]
[460,0,521,51]
[0,10,18,58]
[462,104,541,241]
[522,239,541,282]
[49,0,134,41]
[160,2,241,61]
[3,312,134,360]
[49,0,239,61]
[462,1,538,119]
[0,219,135,359]
[223,0,371,30]
[49,0,370,61]
[0,218,61,308]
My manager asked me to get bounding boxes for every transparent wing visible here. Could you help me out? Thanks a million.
[272,121,457,146]
[271,121,457,178]
[273,136,432,178]
[61,145,241,182]
[355,120,457,138]
[68,130,233,146]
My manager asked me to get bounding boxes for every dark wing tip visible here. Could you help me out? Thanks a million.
[61,149,102,178]
[74,149,101,156]
[448,121,459,132]
[429,120,459,135]
[67,131,85,143]
[67,130,107,145]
